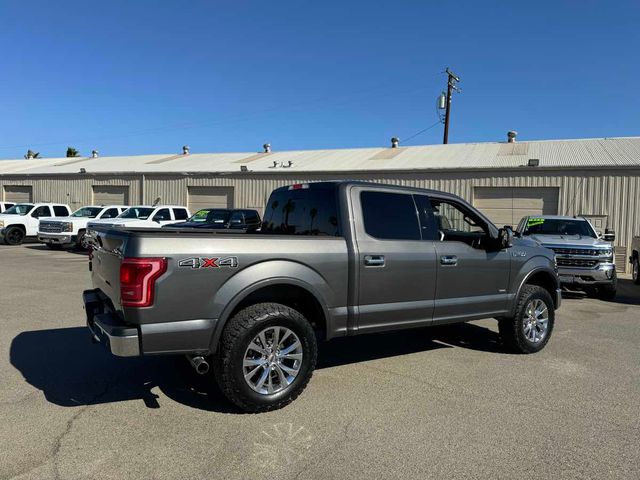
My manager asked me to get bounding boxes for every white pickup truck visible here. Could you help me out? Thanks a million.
[0,203,72,245]
[0,202,16,213]
[87,205,191,237]
[38,205,127,249]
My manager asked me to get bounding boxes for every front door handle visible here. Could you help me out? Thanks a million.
[440,255,458,266]
[364,255,385,267]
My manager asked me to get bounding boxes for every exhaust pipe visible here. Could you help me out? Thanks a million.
[187,355,210,375]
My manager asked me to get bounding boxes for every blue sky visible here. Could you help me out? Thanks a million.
[0,0,638,159]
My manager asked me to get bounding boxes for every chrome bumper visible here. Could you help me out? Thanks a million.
[38,233,74,245]
[558,263,616,285]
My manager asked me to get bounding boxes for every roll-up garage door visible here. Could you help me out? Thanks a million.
[4,186,33,203]
[92,185,129,206]
[187,186,234,212]
[473,187,559,227]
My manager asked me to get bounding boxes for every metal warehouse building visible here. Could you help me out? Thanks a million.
[1,136,640,272]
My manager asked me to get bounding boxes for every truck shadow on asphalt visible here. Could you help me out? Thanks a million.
[10,323,501,413]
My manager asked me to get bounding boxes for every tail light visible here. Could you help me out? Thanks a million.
[120,257,167,307]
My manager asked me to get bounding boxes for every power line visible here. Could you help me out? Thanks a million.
[400,120,442,145]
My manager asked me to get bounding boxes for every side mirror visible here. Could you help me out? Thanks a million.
[497,227,513,249]
[603,228,615,242]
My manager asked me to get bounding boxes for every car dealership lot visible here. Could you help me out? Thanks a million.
[1,245,638,480]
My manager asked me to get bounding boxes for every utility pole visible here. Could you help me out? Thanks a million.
[442,68,461,144]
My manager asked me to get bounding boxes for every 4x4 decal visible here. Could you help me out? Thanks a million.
[179,256,239,269]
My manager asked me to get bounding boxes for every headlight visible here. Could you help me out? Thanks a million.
[64,222,73,232]
[0,220,4,228]
[553,255,558,273]
[600,248,613,257]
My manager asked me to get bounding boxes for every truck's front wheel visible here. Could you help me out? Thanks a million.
[3,226,25,245]
[498,285,554,354]
[214,302,317,412]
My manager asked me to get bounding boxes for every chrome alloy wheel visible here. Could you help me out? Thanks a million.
[522,299,549,344]
[243,326,303,395]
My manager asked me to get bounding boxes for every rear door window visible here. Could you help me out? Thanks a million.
[53,206,69,216]
[173,208,189,220]
[262,187,340,236]
[360,191,420,240]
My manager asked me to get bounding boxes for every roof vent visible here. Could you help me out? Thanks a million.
[507,131,517,143]
[391,137,400,148]
[182,145,190,155]
[263,143,271,153]
[91,150,99,158]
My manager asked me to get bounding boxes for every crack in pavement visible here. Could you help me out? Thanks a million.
[5,370,122,480]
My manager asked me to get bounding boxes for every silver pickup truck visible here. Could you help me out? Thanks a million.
[83,181,561,412]
[515,215,617,299]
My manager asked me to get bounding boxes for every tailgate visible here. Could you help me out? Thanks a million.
[91,228,129,310]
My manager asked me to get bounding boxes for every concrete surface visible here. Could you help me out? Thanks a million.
[0,245,638,480]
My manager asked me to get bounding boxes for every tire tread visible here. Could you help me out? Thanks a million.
[214,302,316,413]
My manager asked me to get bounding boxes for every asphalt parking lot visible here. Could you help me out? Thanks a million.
[1,245,638,480]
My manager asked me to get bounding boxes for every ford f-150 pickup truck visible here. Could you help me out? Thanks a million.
[83,181,561,412]
[516,215,617,299]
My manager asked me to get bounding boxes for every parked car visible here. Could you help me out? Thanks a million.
[0,202,15,213]
[86,205,190,239]
[0,203,72,245]
[516,215,616,299]
[630,237,640,284]
[165,208,261,231]
[37,205,127,250]
[84,181,560,412]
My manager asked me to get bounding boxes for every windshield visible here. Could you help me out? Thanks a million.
[119,207,154,220]
[188,209,231,224]
[524,218,597,238]
[3,204,34,216]
[71,207,102,218]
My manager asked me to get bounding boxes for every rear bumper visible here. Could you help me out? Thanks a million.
[83,289,140,357]
[38,233,76,245]
[83,289,217,356]
[558,263,616,286]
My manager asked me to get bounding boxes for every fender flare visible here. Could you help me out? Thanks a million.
[510,265,559,316]
[207,260,333,353]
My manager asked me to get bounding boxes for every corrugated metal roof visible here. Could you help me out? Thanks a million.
[1,137,639,175]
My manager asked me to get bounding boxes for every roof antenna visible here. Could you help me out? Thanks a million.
[152,197,161,207]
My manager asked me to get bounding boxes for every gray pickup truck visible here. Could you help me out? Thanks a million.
[83,181,561,412]
[515,215,617,299]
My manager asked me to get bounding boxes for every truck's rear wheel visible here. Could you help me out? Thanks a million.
[4,227,25,245]
[498,285,554,354]
[214,302,317,412]
[632,256,640,285]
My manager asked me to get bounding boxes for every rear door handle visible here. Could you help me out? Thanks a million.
[440,255,458,266]
[364,255,385,267]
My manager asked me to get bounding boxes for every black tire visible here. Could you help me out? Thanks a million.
[75,230,87,250]
[3,226,25,245]
[213,302,317,412]
[596,275,617,300]
[45,243,63,250]
[632,256,640,285]
[498,285,555,354]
